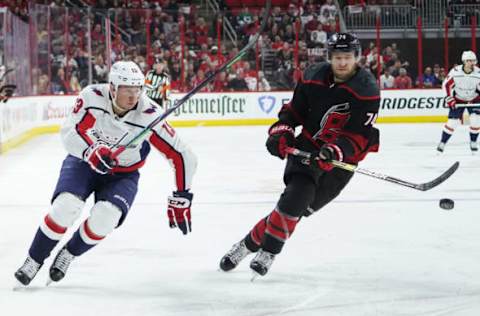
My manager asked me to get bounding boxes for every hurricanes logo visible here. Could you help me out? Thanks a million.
[258,96,276,114]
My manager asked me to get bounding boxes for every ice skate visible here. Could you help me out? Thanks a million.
[48,247,75,285]
[436,142,445,153]
[470,141,478,154]
[220,240,252,272]
[250,249,275,277]
[14,256,42,286]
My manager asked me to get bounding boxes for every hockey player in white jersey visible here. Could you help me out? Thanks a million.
[14,61,197,286]
[437,50,480,153]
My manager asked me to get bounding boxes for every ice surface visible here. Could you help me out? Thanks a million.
[1,123,479,316]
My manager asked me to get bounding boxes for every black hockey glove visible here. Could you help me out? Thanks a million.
[311,144,343,172]
[266,122,295,159]
[167,190,193,235]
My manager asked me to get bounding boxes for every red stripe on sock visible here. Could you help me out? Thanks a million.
[83,221,105,241]
[444,125,454,132]
[250,217,267,246]
[44,215,67,234]
[266,209,298,241]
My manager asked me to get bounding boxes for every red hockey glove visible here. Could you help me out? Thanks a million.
[446,96,456,109]
[266,123,295,159]
[167,190,193,235]
[313,144,343,172]
[84,143,118,175]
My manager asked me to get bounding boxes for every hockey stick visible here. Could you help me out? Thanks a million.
[455,103,480,107]
[285,147,459,191]
[111,1,272,158]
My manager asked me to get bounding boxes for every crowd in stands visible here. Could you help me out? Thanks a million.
[342,0,414,5]
[1,0,473,95]
[0,1,29,21]
[362,40,449,89]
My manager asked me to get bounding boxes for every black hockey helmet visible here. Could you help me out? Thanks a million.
[327,32,361,60]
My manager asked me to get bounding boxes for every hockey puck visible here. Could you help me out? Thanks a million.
[439,198,454,210]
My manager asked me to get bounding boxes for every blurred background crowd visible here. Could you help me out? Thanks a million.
[0,0,478,95]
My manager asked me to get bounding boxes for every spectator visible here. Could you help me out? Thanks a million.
[305,12,320,34]
[237,7,253,30]
[319,8,332,25]
[385,52,399,69]
[416,66,438,87]
[70,71,82,93]
[320,0,338,19]
[228,72,248,91]
[300,4,316,27]
[213,71,229,92]
[282,24,295,45]
[432,63,443,86]
[194,17,209,46]
[272,35,284,51]
[310,25,328,47]
[93,54,108,83]
[437,67,447,85]
[382,46,394,65]
[257,71,271,92]
[191,69,211,92]
[391,42,401,57]
[91,23,103,43]
[394,68,413,88]
[51,67,68,94]
[390,59,405,77]
[243,62,258,91]
[37,73,50,95]
[380,68,395,88]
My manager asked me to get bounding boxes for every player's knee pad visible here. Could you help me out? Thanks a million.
[469,113,480,129]
[444,118,460,133]
[87,201,122,237]
[49,192,84,228]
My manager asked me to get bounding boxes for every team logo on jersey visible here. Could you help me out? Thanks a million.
[313,102,351,141]
[89,129,120,145]
[91,88,104,97]
[143,107,156,114]
[258,96,276,114]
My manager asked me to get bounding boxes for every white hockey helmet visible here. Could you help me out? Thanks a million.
[461,50,477,63]
[109,61,145,91]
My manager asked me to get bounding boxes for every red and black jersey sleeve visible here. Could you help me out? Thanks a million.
[276,81,310,128]
[275,64,328,128]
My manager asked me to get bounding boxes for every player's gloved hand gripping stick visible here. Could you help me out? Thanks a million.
[285,147,459,191]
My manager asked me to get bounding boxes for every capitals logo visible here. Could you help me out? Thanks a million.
[258,96,276,114]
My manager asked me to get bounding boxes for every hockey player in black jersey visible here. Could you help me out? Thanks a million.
[220,33,380,277]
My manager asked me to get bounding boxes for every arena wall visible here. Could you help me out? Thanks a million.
[0,89,449,154]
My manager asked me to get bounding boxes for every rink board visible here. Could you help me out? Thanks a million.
[0,89,449,154]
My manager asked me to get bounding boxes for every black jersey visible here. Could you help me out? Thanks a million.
[277,62,380,164]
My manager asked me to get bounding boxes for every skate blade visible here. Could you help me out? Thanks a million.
[12,281,28,291]
[250,271,261,282]
[45,278,54,287]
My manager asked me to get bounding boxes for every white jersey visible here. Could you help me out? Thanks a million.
[443,65,480,103]
[61,84,197,191]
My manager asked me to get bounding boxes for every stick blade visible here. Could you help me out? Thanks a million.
[415,161,459,191]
